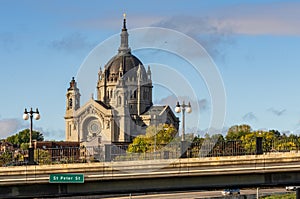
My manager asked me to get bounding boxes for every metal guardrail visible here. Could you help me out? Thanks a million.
[1,139,300,166]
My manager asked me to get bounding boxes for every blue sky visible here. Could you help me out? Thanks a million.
[1,0,300,140]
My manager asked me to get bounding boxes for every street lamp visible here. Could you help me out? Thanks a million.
[175,101,192,158]
[23,108,40,165]
[150,113,157,153]
[153,115,157,153]
[175,101,192,141]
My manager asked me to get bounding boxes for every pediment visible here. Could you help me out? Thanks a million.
[75,99,112,121]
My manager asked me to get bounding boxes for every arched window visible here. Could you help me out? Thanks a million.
[69,124,72,136]
[118,96,122,105]
[69,98,73,108]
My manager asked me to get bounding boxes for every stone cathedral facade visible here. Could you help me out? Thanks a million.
[64,17,179,148]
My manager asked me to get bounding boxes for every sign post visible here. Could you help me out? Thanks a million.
[49,173,84,183]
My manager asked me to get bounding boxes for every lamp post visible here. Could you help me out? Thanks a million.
[256,132,263,155]
[154,115,157,153]
[23,108,40,165]
[150,114,157,153]
[175,101,192,158]
[175,101,192,141]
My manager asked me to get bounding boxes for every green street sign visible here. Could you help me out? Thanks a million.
[49,173,84,183]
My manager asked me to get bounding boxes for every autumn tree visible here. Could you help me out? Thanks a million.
[127,124,178,153]
[127,135,150,153]
[189,124,300,156]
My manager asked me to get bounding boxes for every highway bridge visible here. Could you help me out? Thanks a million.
[1,152,300,198]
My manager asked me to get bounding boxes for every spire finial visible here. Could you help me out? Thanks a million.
[69,76,76,90]
[118,13,130,54]
[71,77,75,85]
[122,13,127,30]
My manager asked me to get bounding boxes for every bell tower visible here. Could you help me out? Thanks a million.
[65,77,80,141]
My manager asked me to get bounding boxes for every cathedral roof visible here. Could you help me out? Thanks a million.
[95,100,111,109]
[104,15,147,79]
[142,105,168,116]
[105,53,145,77]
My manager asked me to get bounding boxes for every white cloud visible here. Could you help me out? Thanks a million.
[0,119,65,141]
[0,118,25,139]
[50,33,96,53]
[145,2,300,59]
[212,2,300,36]
[38,128,65,141]
[74,15,163,30]
[267,108,286,116]
[155,94,209,112]
[72,2,300,39]
[153,15,234,59]
[152,2,300,40]
[242,112,258,122]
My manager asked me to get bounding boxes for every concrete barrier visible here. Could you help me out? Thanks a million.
[1,152,300,185]
[1,152,300,198]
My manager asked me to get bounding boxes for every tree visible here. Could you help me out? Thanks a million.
[35,149,51,165]
[0,151,13,166]
[127,135,150,153]
[127,124,178,153]
[6,129,44,148]
[269,129,280,138]
[239,132,256,153]
[226,124,251,141]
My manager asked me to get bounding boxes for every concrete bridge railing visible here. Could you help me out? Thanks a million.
[1,151,300,185]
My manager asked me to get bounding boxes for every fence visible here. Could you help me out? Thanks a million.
[36,147,81,164]
[104,139,300,161]
[105,142,182,161]
[1,138,300,166]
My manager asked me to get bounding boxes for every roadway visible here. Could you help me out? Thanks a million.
[102,188,288,199]
[41,188,289,199]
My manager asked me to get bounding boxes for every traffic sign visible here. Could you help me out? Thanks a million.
[49,173,84,183]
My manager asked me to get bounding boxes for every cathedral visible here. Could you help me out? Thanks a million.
[64,16,179,148]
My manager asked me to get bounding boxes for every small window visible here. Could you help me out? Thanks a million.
[118,96,122,105]
[69,124,71,136]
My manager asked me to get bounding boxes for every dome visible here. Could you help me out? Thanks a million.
[105,52,147,79]
[103,16,147,80]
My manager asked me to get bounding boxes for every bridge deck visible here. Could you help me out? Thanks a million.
[1,152,300,198]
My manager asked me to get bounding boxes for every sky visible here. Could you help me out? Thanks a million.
[1,0,300,140]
